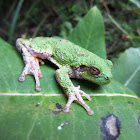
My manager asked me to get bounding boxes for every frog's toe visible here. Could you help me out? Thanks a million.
[62,106,70,113]
[36,87,41,92]
[75,92,94,115]
[63,92,94,115]
[75,86,92,101]
[87,109,94,116]
[19,76,25,82]
[79,90,92,101]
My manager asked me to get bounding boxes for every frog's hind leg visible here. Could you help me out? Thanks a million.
[16,40,43,91]
[55,68,94,115]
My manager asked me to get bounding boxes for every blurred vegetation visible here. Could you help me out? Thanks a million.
[0,0,140,58]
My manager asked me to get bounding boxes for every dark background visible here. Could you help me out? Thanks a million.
[0,0,140,59]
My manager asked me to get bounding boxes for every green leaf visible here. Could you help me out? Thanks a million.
[0,7,140,140]
[68,6,106,59]
[0,32,140,140]
[129,0,140,8]
[112,47,140,96]
[0,96,140,140]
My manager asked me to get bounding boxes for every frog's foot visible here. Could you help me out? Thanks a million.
[63,86,94,115]
[19,55,43,92]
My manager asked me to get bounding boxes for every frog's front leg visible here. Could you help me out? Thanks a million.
[16,40,43,91]
[55,68,94,115]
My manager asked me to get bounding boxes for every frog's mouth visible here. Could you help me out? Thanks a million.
[95,76,112,85]
[82,74,112,85]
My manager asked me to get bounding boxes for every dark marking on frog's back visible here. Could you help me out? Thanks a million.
[78,53,86,56]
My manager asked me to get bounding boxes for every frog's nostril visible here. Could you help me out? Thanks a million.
[106,76,109,80]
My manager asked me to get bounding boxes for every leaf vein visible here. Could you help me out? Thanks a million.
[124,65,140,86]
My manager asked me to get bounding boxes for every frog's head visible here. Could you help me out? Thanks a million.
[80,59,113,85]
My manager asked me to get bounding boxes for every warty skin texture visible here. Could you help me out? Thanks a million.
[16,37,113,115]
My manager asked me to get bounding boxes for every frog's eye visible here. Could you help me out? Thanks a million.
[89,67,100,75]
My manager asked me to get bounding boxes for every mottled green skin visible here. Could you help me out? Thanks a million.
[22,37,113,85]
[16,37,113,115]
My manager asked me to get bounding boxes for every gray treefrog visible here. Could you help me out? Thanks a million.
[16,37,113,115]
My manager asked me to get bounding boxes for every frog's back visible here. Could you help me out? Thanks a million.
[45,37,93,66]
[32,37,94,67]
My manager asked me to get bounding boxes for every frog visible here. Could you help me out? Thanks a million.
[16,37,113,115]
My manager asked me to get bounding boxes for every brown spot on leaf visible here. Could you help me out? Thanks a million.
[56,103,62,109]
[101,114,121,140]
[49,103,63,115]
[35,103,41,107]
[52,110,62,115]
[128,101,133,104]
